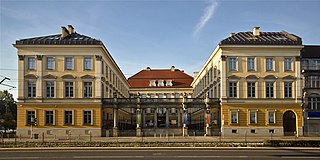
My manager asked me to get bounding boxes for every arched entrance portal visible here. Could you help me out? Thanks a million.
[283,111,296,136]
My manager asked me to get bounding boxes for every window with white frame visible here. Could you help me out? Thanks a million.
[28,57,35,70]
[284,82,293,98]
[229,82,237,98]
[158,80,164,87]
[46,81,55,98]
[165,93,171,98]
[65,81,74,98]
[84,57,92,70]
[247,57,255,71]
[141,94,146,98]
[150,93,155,98]
[83,82,93,98]
[149,80,156,87]
[306,76,320,88]
[166,80,173,86]
[45,110,54,125]
[175,93,180,98]
[65,57,73,70]
[229,57,237,71]
[158,93,163,98]
[266,82,274,98]
[230,110,238,124]
[83,110,93,125]
[284,58,292,71]
[247,82,256,98]
[64,110,73,125]
[46,57,55,70]
[249,110,257,124]
[27,81,36,98]
[268,110,276,124]
[26,110,35,125]
[308,97,320,110]
[266,58,273,71]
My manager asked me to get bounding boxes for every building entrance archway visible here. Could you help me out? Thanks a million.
[283,110,296,136]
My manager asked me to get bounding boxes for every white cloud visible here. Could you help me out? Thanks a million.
[193,0,218,37]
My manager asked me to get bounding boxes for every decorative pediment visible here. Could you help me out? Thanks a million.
[61,74,76,79]
[227,75,240,79]
[24,74,38,79]
[264,75,277,79]
[246,75,258,79]
[282,75,295,80]
[81,74,95,79]
[43,74,57,79]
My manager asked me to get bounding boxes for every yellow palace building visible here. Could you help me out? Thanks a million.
[14,25,130,138]
[192,27,304,137]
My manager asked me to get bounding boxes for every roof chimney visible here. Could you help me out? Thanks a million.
[146,67,151,71]
[68,25,74,34]
[61,26,69,39]
[253,26,260,36]
[170,66,175,71]
[230,32,235,37]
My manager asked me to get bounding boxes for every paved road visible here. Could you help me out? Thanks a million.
[0,148,320,160]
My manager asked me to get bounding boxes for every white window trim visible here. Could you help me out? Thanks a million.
[27,80,37,98]
[266,109,276,125]
[230,109,239,124]
[83,57,93,70]
[64,56,74,70]
[45,81,55,98]
[228,80,238,98]
[149,80,156,87]
[284,57,293,71]
[26,110,36,126]
[247,81,256,98]
[27,57,36,70]
[46,57,55,70]
[83,110,94,125]
[64,110,75,126]
[247,57,256,71]
[64,81,75,98]
[284,81,293,98]
[229,57,238,71]
[44,110,56,125]
[265,81,275,98]
[266,57,274,71]
[248,109,258,124]
[83,81,93,98]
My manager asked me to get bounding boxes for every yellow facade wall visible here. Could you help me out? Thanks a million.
[221,103,302,127]
[17,103,102,129]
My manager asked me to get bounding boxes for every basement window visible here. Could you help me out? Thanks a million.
[251,129,256,133]
[232,129,237,134]
[269,129,275,134]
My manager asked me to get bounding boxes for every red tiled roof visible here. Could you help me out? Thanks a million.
[128,69,193,88]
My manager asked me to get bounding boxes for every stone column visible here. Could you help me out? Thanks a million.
[95,55,102,99]
[113,107,118,137]
[166,107,169,128]
[220,56,227,101]
[154,108,157,128]
[18,55,25,99]
[36,55,43,98]
[182,94,188,137]
[136,108,142,137]
[204,94,211,136]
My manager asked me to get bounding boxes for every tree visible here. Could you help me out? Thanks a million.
[0,90,17,131]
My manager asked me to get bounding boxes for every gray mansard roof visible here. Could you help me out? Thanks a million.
[15,32,102,45]
[220,31,302,46]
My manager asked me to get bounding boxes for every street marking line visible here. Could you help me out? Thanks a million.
[0,157,40,159]
[281,157,320,159]
[72,156,145,159]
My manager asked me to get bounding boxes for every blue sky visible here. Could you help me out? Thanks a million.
[1,0,320,99]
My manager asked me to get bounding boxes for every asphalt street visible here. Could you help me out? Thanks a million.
[0,148,320,160]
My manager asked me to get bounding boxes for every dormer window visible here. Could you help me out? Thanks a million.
[166,80,173,87]
[149,80,156,87]
[158,80,164,87]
